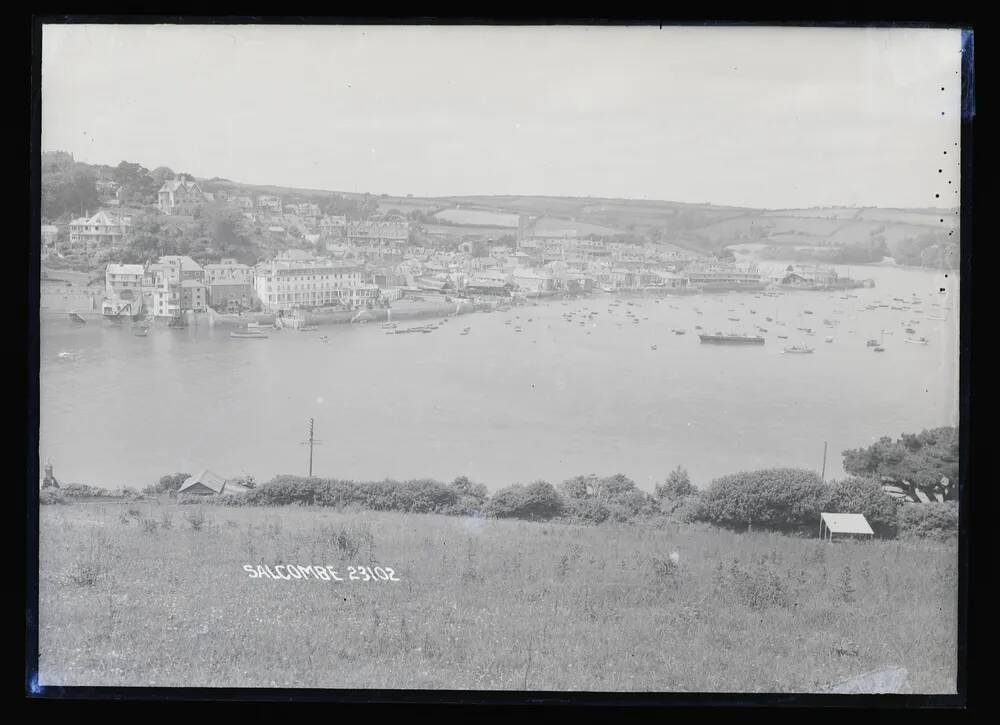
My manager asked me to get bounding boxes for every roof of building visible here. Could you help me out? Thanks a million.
[158,255,204,272]
[159,179,203,194]
[820,512,875,535]
[70,210,126,227]
[106,263,145,276]
[179,469,227,494]
[180,279,207,288]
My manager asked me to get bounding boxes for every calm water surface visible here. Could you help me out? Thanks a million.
[39,264,959,491]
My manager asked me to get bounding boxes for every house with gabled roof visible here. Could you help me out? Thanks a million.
[68,211,132,255]
[158,178,207,215]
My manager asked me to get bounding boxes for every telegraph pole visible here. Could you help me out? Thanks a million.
[821,440,828,481]
[301,418,323,477]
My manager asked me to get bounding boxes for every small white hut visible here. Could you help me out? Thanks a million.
[819,512,875,542]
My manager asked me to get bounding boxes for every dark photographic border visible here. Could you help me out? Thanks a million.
[23,14,980,710]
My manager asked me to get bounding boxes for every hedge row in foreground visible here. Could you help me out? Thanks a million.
[42,469,958,540]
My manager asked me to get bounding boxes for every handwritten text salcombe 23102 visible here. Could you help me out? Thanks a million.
[244,564,401,582]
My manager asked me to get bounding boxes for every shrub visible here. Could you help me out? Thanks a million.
[398,478,459,513]
[143,472,191,496]
[717,559,792,610]
[897,502,959,540]
[655,466,696,500]
[594,473,639,501]
[559,475,597,501]
[564,497,611,524]
[558,473,656,523]
[823,476,900,537]
[695,468,827,532]
[451,476,489,504]
[245,476,459,513]
[672,494,706,523]
[484,481,564,521]
[61,483,113,499]
[215,493,248,506]
[39,488,65,505]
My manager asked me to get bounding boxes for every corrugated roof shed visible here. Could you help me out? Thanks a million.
[820,512,875,535]
[179,469,227,494]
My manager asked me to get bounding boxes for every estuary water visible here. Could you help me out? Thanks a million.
[39,263,960,492]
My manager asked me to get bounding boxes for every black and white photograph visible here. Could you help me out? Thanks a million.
[32,22,968,695]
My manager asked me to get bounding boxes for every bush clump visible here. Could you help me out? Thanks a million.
[655,466,696,500]
[484,481,564,521]
[244,476,459,514]
[823,476,900,537]
[60,483,114,499]
[715,559,793,610]
[143,472,191,496]
[445,476,490,516]
[897,501,959,540]
[559,473,657,523]
[694,468,828,533]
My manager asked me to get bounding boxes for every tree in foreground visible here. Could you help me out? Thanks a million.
[484,481,563,521]
[842,427,958,502]
[694,468,827,533]
[823,476,900,537]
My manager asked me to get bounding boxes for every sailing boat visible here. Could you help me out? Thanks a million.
[785,313,815,353]
[381,307,397,329]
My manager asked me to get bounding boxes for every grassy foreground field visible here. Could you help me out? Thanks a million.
[38,503,957,692]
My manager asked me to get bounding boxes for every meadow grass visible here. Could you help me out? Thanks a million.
[38,503,957,692]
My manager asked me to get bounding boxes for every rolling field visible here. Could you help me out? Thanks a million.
[37,503,957,692]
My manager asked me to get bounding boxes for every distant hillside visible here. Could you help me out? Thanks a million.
[42,153,960,269]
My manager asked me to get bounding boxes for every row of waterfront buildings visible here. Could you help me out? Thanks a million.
[100,242,864,321]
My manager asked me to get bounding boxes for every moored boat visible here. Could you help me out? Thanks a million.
[699,333,765,345]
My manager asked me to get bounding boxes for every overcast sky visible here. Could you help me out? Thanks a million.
[41,25,963,209]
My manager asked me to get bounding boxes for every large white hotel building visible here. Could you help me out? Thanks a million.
[252,254,380,312]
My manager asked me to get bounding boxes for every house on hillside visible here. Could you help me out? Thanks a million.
[158,178,207,215]
[68,211,132,256]
[178,470,251,496]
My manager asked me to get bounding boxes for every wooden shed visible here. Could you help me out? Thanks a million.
[178,470,227,496]
[819,512,875,541]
